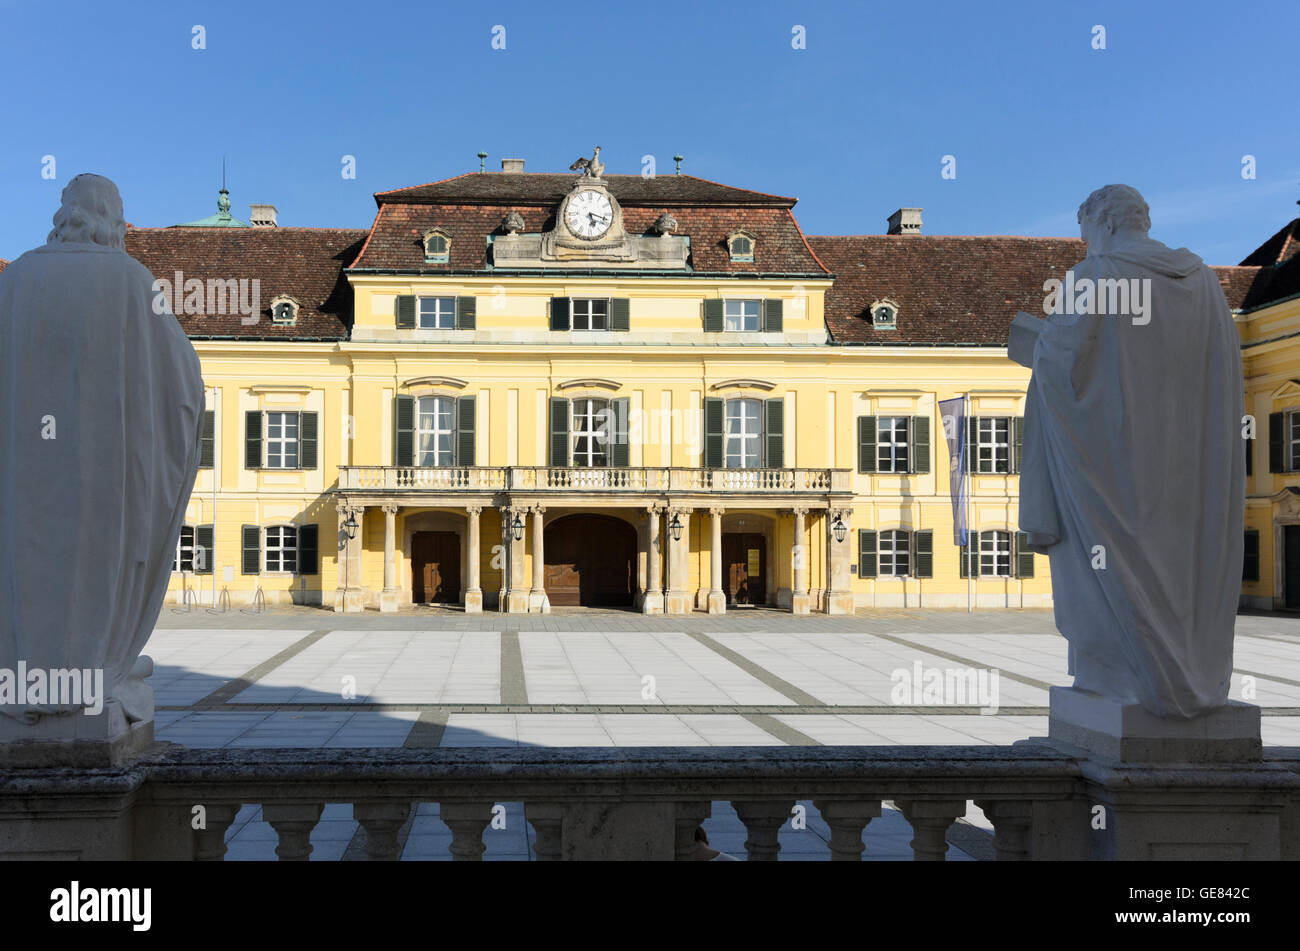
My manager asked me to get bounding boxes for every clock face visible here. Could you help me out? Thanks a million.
[566,190,614,240]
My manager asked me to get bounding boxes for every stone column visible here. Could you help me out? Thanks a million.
[642,505,664,615]
[504,505,530,614]
[464,505,483,613]
[791,507,811,615]
[707,507,726,615]
[334,500,366,613]
[824,506,854,615]
[379,502,400,613]
[528,505,550,614]
[664,506,692,615]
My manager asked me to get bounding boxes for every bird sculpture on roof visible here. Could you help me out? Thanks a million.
[569,146,604,179]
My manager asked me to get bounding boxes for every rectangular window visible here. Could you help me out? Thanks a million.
[172,525,195,572]
[724,299,761,332]
[1243,530,1260,582]
[265,525,298,573]
[265,412,299,469]
[877,417,910,473]
[572,298,609,331]
[879,530,910,577]
[725,399,762,469]
[572,399,609,467]
[1289,413,1300,471]
[977,417,1011,474]
[980,530,1012,577]
[416,396,456,466]
[418,297,456,329]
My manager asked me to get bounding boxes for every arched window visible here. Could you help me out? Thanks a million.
[270,295,300,326]
[416,396,456,466]
[572,398,610,467]
[423,230,451,264]
[870,299,898,329]
[727,232,755,263]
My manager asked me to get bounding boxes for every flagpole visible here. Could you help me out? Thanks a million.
[966,392,973,614]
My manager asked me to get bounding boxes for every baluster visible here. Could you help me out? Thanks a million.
[194,803,242,861]
[812,799,883,861]
[441,802,494,860]
[896,799,967,861]
[972,799,1032,861]
[263,802,325,861]
[525,802,563,861]
[675,802,712,861]
[352,802,411,860]
[732,800,795,861]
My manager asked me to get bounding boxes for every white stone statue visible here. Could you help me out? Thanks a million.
[1015,184,1245,720]
[0,174,203,745]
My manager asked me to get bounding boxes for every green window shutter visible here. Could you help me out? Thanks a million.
[395,395,415,466]
[702,299,724,333]
[610,397,630,467]
[456,296,477,330]
[299,411,318,470]
[858,415,877,473]
[199,410,215,468]
[762,298,784,333]
[966,416,977,473]
[456,395,476,466]
[298,524,319,576]
[704,397,725,468]
[610,298,630,332]
[911,415,930,474]
[1011,416,1025,474]
[764,398,784,468]
[550,297,571,331]
[1269,412,1284,472]
[194,524,214,575]
[550,398,570,466]
[244,410,262,470]
[913,530,933,578]
[1243,530,1260,581]
[858,530,877,578]
[241,525,260,575]
[1015,531,1034,578]
[960,531,980,578]
[396,295,416,329]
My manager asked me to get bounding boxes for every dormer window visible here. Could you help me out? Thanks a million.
[423,230,451,264]
[727,231,755,263]
[870,299,898,329]
[270,295,300,326]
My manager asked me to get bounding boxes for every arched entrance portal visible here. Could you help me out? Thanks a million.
[545,514,636,607]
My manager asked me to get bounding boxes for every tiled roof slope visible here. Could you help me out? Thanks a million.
[125,228,368,339]
[1240,217,1300,266]
[0,259,7,276]
[349,201,828,275]
[377,173,797,207]
[809,235,1274,344]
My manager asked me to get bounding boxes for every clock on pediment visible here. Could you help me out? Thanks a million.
[555,179,627,248]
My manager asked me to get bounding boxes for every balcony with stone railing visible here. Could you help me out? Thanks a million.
[336,466,851,497]
[11,743,1300,860]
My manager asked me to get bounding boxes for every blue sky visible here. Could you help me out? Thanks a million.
[1,0,1295,264]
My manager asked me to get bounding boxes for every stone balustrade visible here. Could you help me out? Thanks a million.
[337,466,850,496]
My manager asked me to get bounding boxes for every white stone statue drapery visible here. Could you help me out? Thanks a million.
[1017,184,1244,719]
[0,174,204,728]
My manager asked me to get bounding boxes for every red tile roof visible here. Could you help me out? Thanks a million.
[0,259,7,276]
[125,227,367,339]
[376,173,797,207]
[1240,217,1300,266]
[349,201,828,275]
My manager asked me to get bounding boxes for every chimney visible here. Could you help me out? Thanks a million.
[500,158,525,173]
[887,208,922,236]
[249,204,278,228]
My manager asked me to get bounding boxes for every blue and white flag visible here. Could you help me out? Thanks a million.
[938,396,968,545]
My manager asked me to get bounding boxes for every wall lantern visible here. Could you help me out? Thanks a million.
[511,513,525,542]
[668,513,683,542]
[343,512,359,541]
[832,514,847,544]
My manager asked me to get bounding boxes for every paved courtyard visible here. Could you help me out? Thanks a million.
[147,607,1300,859]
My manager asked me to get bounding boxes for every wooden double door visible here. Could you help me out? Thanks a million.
[544,514,635,607]
[411,531,460,604]
[723,532,767,606]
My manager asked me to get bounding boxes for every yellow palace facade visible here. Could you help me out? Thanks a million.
[110,160,1300,614]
